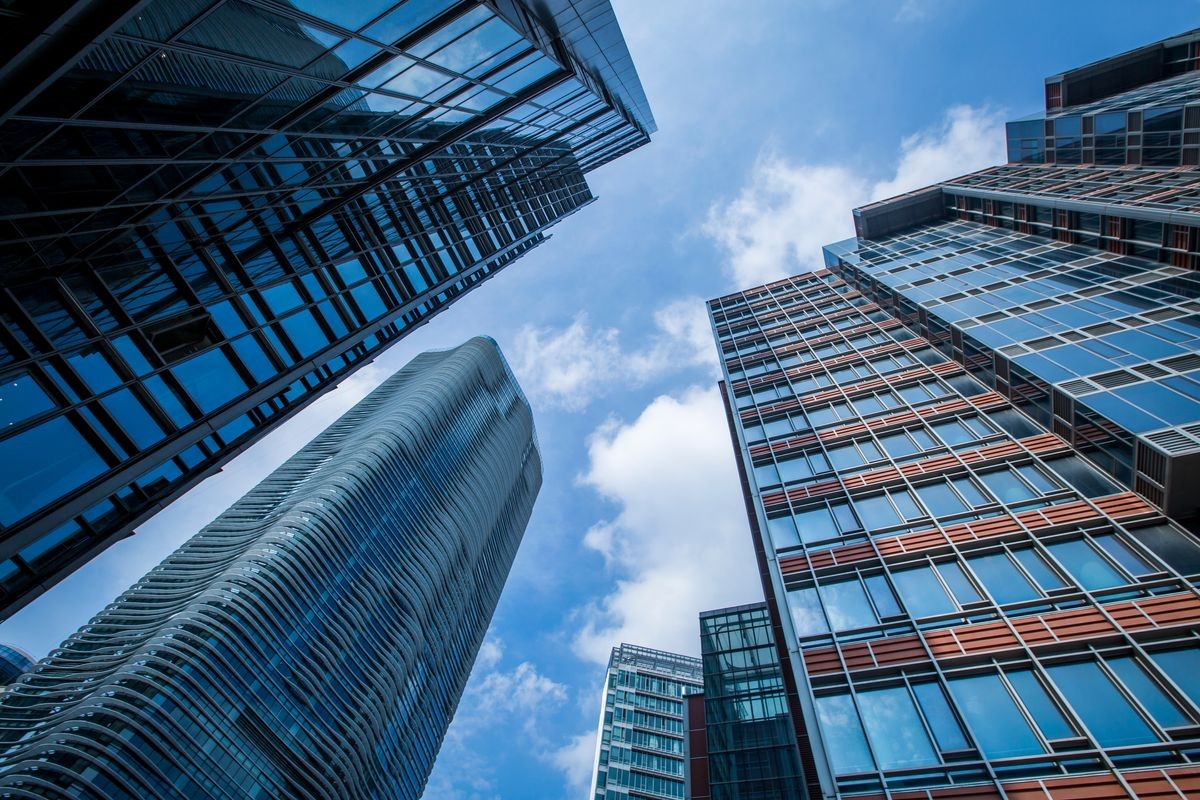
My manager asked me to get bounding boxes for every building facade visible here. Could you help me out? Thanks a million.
[683,603,807,800]
[590,644,704,800]
[0,0,653,616]
[709,32,1200,800]
[0,336,541,800]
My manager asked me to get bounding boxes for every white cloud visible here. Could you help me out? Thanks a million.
[571,386,761,663]
[474,662,568,719]
[511,298,716,411]
[475,635,503,670]
[551,729,601,795]
[703,104,1006,287]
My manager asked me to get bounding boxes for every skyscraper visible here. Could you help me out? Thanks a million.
[0,336,540,800]
[710,31,1200,800]
[684,603,807,800]
[0,0,652,616]
[590,643,704,800]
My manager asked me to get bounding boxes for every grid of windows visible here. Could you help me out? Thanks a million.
[710,266,1200,798]
[591,644,703,800]
[0,0,654,616]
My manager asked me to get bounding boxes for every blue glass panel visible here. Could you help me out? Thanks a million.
[1092,534,1154,577]
[144,375,192,427]
[1045,539,1126,590]
[1149,649,1200,708]
[1045,662,1157,747]
[1107,657,1190,728]
[170,349,247,414]
[0,417,106,526]
[112,335,152,376]
[1012,548,1067,590]
[855,493,900,530]
[1008,670,1074,740]
[865,574,902,618]
[788,587,828,637]
[820,579,877,630]
[912,682,968,751]
[262,281,304,316]
[351,282,388,320]
[101,389,166,449]
[951,477,988,507]
[915,481,968,517]
[815,694,874,774]
[947,674,1043,758]
[766,516,799,549]
[977,469,1035,503]
[280,310,331,357]
[893,566,955,617]
[937,561,982,604]
[858,686,938,769]
[967,553,1039,604]
[209,302,246,339]
[230,335,276,383]
[67,346,121,393]
[777,455,812,483]
[0,372,54,427]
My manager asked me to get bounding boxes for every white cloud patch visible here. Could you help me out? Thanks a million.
[703,104,1006,287]
[551,729,602,795]
[571,386,761,663]
[511,298,716,411]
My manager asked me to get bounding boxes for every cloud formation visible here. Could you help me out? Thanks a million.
[510,298,717,411]
[703,104,1006,287]
[551,729,602,795]
[571,386,761,664]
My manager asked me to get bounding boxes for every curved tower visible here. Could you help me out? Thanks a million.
[0,336,540,800]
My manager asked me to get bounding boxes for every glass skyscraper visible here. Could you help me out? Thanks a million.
[0,336,541,800]
[709,31,1200,800]
[0,0,652,616]
[683,603,807,800]
[590,643,704,800]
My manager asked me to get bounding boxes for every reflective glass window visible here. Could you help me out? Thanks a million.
[0,372,54,426]
[793,505,836,544]
[1008,670,1075,740]
[67,346,121,393]
[947,674,1043,758]
[1093,534,1154,577]
[767,516,799,549]
[855,493,901,529]
[0,417,107,526]
[815,694,874,774]
[1045,538,1126,590]
[978,468,1035,503]
[1130,525,1200,575]
[857,687,938,769]
[1107,657,1190,728]
[787,587,828,637]
[937,561,983,604]
[912,682,969,751]
[1149,649,1200,707]
[170,349,248,414]
[1012,547,1067,590]
[820,579,876,630]
[1045,661,1157,747]
[966,552,1039,604]
[101,389,166,449]
[893,566,955,617]
[915,481,968,517]
[864,574,902,618]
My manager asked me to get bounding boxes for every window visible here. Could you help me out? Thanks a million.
[1107,657,1190,728]
[857,686,939,769]
[788,587,828,637]
[0,417,107,526]
[947,674,1044,758]
[977,468,1035,503]
[915,481,969,517]
[892,562,981,618]
[815,694,874,774]
[1044,662,1157,747]
[1045,538,1129,590]
[854,488,920,530]
[1149,648,1200,707]
[819,579,877,630]
[1130,524,1200,575]
[912,682,969,752]
[965,552,1040,605]
[1008,670,1075,740]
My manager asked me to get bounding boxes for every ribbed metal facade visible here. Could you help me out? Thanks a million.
[0,336,540,800]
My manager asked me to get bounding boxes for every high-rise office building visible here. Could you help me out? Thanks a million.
[0,0,653,616]
[710,32,1200,800]
[0,336,540,800]
[683,603,807,800]
[590,643,704,800]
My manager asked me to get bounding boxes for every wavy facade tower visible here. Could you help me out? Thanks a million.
[710,30,1200,800]
[0,0,652,616]
[0,336,540,799]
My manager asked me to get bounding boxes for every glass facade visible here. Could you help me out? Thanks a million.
[691,603,807,800]
[590,643,704,800]
[709,35,1200,797]
[0,336,542,799]
[1006,29,1200,166]
[0,0,653,617]
[0,644,32,689]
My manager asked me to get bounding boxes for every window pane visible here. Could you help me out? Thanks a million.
[0,417,107,526]
[831,502,861,535]
[916,481,967,517]
[777,456,812,483]
[1149,649,1200,708]
[1016,464,1057,493]
[794,505,836,544]
[893,566,956,617]
[891,489,922,520]
[857,686,939,769]
[1008,670,1075,740]
[947,674,1044,758]
[1013,547,1067,590]
[170,348,248,414]
[1107,657,1190,728]
[864,574,902,618]
[855,493,901,530]
[978,469,1035,503]
[101,388,166,449]
[755,463,780,487]
[937,561,983,604]
[967,553,1040,604]
[820,579,877,630]
[815,694,875,774]
[951,477,989,507]
[913,682,969,752]
[1046,539,1126,590]
[1129,525,1200,575]
[767,515,799,550]
[828,444,864,471]
[1045,662,1157,747]
[879,432,917,457]
[0,371,55,426]
[1093,534,1155,576]
[787,587,828,637]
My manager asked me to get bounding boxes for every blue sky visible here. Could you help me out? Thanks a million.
[3,2,1199,798]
